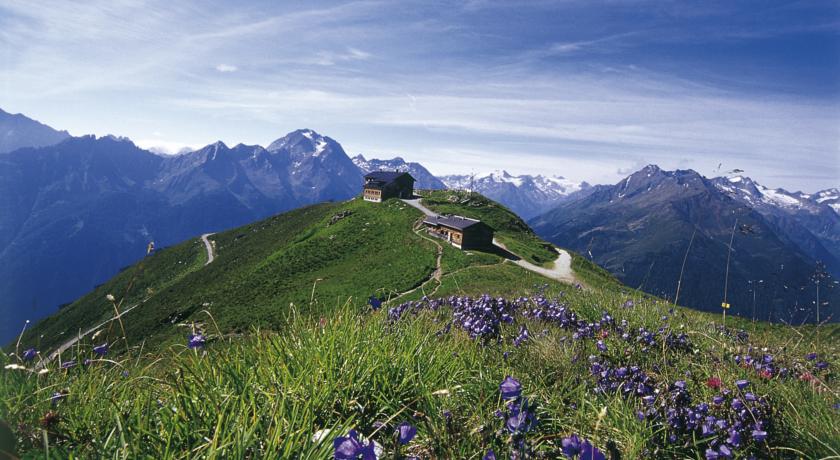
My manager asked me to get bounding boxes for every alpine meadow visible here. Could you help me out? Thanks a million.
[1,1,839,459]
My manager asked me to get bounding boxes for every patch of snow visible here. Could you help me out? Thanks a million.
[759,187,801,208]
[313,139,327,157]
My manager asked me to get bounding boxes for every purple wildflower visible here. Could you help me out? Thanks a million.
[93,343,108,356]
[396,422,416,445]
[561,434,582,457]
[499,376,522,400]
[21,348,37,362]
[333,430,377,460]
[513,325,530,347]
[727,429,741,447]
[752,430,768,442]
[484,450,496,460]
[188,333,206,349]
[60,360,77,369]
[368,296,382,310]
[596,340,607,352]
[580,440,606,460]
[735,379,749,390]
[562,434,605,460]
[505,399,537,434]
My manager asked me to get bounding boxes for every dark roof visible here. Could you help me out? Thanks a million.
[364,171,414,183]
[423,215,484,231]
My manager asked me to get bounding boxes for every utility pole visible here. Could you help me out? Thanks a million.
[811,262,828,323]
[721,218,738,326]
[816,278,820,323]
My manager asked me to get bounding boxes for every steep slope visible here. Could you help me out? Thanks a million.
[0,130,364,342]
[440,171,588,219]
[712,176,840,272]
[17,193,572,352]
[0,136,167,341]
[0,108,70,153]
[265,129,363,202]
[352,155,446,190]
[531,165,839,323]
[4,194,838,459]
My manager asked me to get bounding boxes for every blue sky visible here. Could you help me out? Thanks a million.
[1,0,838,191]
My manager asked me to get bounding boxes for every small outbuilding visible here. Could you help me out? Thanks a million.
[423,215,494,250]
[363,171,415,202]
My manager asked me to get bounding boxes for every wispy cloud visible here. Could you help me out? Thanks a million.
[312,47,373,66]
[0,0,836,190]
[215,64,238,73]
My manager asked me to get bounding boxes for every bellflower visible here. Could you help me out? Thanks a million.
[93,343,108,356]
[188,333,206,349]
[396,422,416,445]
[22,348,37,362]
[500,376,522,400]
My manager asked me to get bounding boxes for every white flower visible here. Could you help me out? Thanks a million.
[106,294,116,302]
[4,364,26,370]
[38,368,49,375]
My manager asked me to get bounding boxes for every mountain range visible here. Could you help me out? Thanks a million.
[440,171,590,219]
[530,165,839,323]
[1,108,837,341]
[0,128,363,341]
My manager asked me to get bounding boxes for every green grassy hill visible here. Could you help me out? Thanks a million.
[2,194,838,458]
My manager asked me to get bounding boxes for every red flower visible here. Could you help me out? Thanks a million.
[759,370,773,379]
[706,377,722,389]
[799,372,814,382]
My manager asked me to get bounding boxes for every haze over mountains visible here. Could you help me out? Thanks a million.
[0,109,837,341]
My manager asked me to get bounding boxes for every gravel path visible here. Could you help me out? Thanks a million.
[401,198,437,217]
[493,239,576,284]
[201,233,216,265]
[401,198,577,284]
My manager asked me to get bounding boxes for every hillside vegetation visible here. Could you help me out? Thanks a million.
[2,195,838,458]
[421,190,557,266]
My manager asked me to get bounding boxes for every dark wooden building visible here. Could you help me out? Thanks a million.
[422,215,494,249]
[363,171,415,202]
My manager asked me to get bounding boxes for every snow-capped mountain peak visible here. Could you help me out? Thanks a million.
[352,155,446,189]
[439,170,588,219]
[714,175,814,211]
